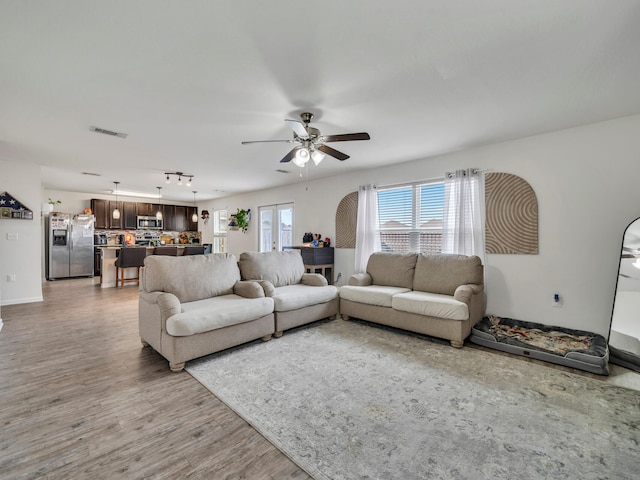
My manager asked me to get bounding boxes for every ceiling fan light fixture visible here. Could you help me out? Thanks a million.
[293,148,310,167]
[311,150,325,165]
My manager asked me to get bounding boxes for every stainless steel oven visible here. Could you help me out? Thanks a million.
[137,215,163,229]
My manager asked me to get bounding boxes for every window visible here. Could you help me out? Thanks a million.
[212,209,227,253]
[377,180,444,254]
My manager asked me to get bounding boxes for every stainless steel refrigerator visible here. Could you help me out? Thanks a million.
[47,213,95,279]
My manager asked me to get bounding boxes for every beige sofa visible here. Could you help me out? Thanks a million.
[340,252,485,347]
[139,253,275,372]
[238,250,339,336]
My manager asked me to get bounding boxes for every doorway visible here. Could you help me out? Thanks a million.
[610,217,640,372]
[259,203,294,252]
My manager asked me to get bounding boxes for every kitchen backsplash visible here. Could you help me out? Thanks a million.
[95,229,202,246]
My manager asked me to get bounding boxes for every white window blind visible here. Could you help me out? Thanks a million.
[377,180,444,254]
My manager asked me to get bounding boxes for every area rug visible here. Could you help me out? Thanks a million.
[186,320,640,480]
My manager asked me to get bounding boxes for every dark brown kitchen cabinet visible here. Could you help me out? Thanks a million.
[187,207,198,231]
[162,204,175,231]
[91,199,109,229]
[91,198,196,231]
[174,206,187,232]
[122,202,137,229]
[150,204,161,218]
[136,203,152,216]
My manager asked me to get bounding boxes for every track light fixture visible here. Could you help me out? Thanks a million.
[164,171,194,186]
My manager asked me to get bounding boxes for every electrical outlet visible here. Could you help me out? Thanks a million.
[552,293,562,308]
[7,273,16,282]
[6,233,18,241]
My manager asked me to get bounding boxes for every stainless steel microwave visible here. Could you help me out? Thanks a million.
[137,215,163,229]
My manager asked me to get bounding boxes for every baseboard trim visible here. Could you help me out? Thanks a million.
[1,295,44,307]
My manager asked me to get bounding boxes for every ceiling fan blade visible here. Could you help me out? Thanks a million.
[280,147,301,163]
[322,132,370,142]
[241,139,293,145]
[284,119,309,139]
[317,144,350,161]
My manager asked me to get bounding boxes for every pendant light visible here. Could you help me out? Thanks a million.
[112,181,121,219]
[156,187,163,220]
[191,191,198,223]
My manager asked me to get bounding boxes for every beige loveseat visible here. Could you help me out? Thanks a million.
[139,254,275,372]
[238,250,339,336]
[340,252,485,347]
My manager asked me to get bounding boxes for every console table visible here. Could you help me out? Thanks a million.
[284,246,334,285]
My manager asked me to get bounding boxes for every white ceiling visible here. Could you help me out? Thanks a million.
[1,0,640,202]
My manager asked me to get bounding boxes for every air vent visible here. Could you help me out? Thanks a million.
[275,169,291,174]
[90,126,128,139]
[81,172,101,176]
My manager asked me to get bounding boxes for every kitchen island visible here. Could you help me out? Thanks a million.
[97,245,198,288]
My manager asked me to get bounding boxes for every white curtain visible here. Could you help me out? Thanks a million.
[355,184,380,273]
[441,169,485,264]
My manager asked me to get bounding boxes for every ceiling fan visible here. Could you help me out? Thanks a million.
[241,112,370,167]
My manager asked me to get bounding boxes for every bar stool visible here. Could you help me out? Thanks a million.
[183,245,205,255]
[153,246,178,256]
[114,247,147,288]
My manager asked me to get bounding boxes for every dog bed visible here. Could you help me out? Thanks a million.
[470,315,609,375]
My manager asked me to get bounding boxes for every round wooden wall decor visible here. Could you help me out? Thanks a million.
[485,172,538,254]
[335,191,358,248]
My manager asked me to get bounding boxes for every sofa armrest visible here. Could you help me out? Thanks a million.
[234,280,266,298]
[256,280,276,297]
[349,273,372,286]
[454,284,484,304]
[140,290,181,322]
[301,273,328,286]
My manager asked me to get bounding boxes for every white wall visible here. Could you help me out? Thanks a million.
[0,160,44,306]
[203,114,640,337]
[43,189,195,215]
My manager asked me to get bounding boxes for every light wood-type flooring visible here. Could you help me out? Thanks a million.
[0,278,312,479]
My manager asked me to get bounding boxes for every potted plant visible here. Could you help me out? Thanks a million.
[229,208,251,233]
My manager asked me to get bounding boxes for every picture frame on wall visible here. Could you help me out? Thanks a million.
[22,211,33,220]
[1,207,10,219]
[11,211,22,219]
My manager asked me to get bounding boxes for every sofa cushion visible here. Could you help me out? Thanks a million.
[166,294,274,336]
[239,251,304,288]
[143,253,240,303]
[340,285,411,307]
[366,253,417,289]
[412,254,483,296]
[392,291,469,320]
[272,284,338,312]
